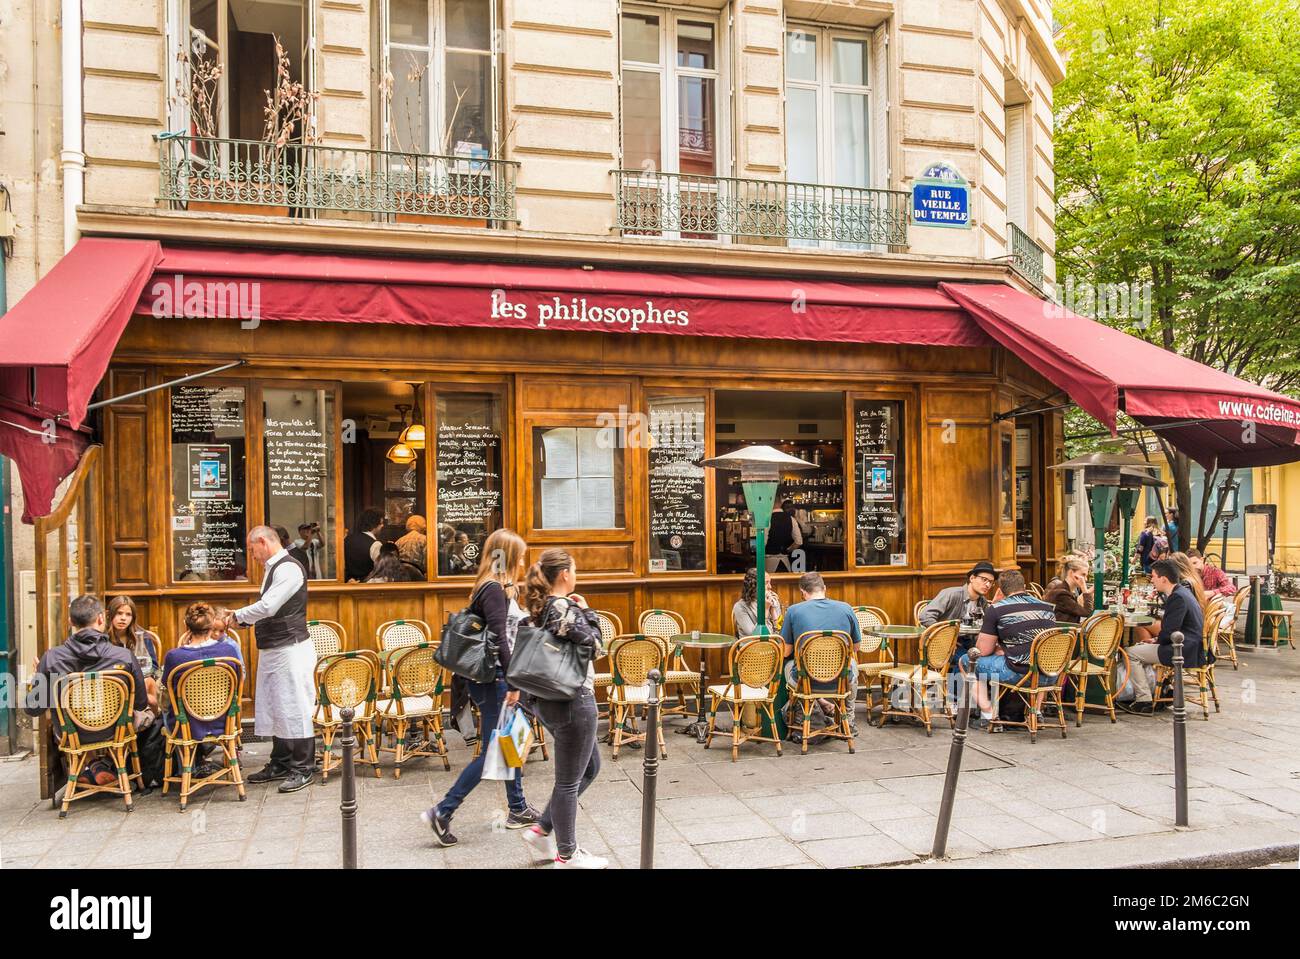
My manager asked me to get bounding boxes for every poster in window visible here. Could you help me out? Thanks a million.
[853,400,907,567]
[647,397,707,572]
[171,385,247,581]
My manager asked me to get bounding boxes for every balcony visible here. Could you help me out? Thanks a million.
[1007,221,1046,290]
[158,134,518,226]
[614,170,910,248]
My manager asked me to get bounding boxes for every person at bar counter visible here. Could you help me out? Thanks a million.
[396,514,428,573]
[289,523,324,579]
[764,499,803,573]
[920,561,997,662]
[779,572,860,738]
[25,594,164,789]
[222,525,317,792]
[1121,558,1204,715]
[958,568,1058,730]
[1187,549,1236,598]
[733,567,783,637]
[1043,556,1093,623]
[344,507,385,582]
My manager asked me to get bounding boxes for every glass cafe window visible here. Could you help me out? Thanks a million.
[852,400,908,567]
[435,393,504,576]
[383,0,496,156]
[647,396,707,572]
[170,385,249,582]
[532,428,626,530]
[263,387,337,579]
[620,9,719,176]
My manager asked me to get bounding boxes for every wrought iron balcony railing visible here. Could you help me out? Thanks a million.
[1007,221,1046,289]
[614,169,910,248]
[158,134,518,225]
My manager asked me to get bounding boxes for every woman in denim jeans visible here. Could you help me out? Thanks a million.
[517,549,607,869]
[422,529,539,847]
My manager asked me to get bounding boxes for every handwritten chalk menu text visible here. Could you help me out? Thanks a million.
[263,388,336,579]
[854,400,907,567]
[171,385,248,581]
[648,397,707,572]
[436,393,503,576]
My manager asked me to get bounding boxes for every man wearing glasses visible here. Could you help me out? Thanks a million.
[919,561,998,663]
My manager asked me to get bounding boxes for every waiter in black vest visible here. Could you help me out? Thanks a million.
[223,525,317,792]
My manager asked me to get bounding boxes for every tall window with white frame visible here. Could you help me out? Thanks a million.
[784,26,874,247]
[382,0,497,158]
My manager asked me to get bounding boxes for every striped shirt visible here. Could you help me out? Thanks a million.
[980,593,1057,668]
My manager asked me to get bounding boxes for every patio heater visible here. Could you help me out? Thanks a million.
[1051,453,1163,601]
[700,445,815,633]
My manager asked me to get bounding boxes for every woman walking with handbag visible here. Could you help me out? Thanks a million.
[517,549,608,869]
[422,529,541,847]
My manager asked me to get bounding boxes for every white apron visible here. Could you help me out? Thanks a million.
[254,639,316,739]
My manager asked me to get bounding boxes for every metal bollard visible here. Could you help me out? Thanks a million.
[340,706,359,869]
[932,648,978,859]
[640,668,662,869]
[1170,632,1188,827]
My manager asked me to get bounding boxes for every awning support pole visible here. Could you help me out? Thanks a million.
[86,360,246,412]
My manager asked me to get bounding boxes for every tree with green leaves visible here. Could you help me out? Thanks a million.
[1054,0,1300,551]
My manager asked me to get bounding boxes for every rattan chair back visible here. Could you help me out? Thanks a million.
[593,610,622,648]
[794,630,852,685]
[638,609,686,639]
[389,643,441,698]
[731,636,783,689]
[318,651,380,710]
[853,605,889,646]
[1027,582,1045,599]
[920,620,960,670]
[1031,628,1076,676]
[912,599,928,626]
[1082,612,1123,661]
[171,658,242,732]
[610,635,664,687]
[378,619,432,651]
[308,620,345,658]
[58,671,132,739]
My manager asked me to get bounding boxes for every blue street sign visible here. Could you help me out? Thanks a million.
[911,161,971,229]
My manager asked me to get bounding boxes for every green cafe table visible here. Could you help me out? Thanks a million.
[668,632,739,744]
[873,624,927,668]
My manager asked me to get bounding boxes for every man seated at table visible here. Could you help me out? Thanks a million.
[779,572,861,737]
[1186,549,1236,598]
[920,561,997,663]
[1121,558,1204,715]
[957,568,1058,730]
[25,594,164,788]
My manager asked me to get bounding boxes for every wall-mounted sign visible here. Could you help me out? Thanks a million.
[911,162,971,229]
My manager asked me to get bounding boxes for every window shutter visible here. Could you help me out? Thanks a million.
[1005,105,1027,231]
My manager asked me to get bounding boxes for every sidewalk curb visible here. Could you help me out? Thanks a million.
[1132,843,1298,870]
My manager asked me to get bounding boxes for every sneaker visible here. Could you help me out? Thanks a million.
[193,760,224,779]
[506,805,542,829]
[1122,701,1154,715]
[421,808,458,847]
[553,847,608,869]
[968,716,990,731]
[246,764,290,784]
[521,825,557,860]
[277,771,314,793]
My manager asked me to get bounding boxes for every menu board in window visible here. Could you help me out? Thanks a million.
[263,388,336,579]
[647,396,707,572]
[171,385,248,581]
[854,400,907,567]
[436,394,504,576]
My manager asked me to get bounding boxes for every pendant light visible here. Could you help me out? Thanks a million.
[399,382,425,450]
[386,403,417,465]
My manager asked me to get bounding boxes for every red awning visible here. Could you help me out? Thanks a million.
[942,282,1300,468]
[0,238,162,518]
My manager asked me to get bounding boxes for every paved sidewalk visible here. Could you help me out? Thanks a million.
[1,645,1297,869]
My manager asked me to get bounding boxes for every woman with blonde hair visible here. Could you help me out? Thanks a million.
[1044,555,1094,623]
[423,529,539,848]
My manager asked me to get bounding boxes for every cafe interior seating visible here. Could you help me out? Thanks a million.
[162,657,246,808]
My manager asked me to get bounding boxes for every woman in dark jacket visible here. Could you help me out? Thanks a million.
[1044,557,1094,623]
[517,548,607,869]
[423,529,538,847]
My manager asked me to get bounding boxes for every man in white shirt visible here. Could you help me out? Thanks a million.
[223,525,317,792]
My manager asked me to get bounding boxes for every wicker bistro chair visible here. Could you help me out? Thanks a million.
[1220,587,1250,670]
[1026,582,1045,600]
[787,631,856,754]
[607,635,668,759]
[313,650,382,782]
[1063,613,1127,726]
[591,610,621,701]
[162,657,246,809]
[308,620,345,659]
[912,599,929,627]
[876,620,960,736]
[852,606,894,707]
[704,635,784,761]
[52,670,144,818]
[374,643,451,776]
[637,609,700,716]
[988,628,1074,742]
[376,618,434,694]
[1151,601,1221,720]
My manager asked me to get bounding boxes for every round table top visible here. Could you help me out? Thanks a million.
[959,624,982,635]
[668,632,739,648]
[1123,614,1156,626]
[872,624,925,636]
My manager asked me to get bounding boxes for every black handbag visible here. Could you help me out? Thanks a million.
[506,624,593,701]
[435,588,499,683]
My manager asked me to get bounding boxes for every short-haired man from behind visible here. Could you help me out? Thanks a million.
[958,568,1058,730]
[25,594,164,788]
[779,572,862,739]
[1122,558,1205,714]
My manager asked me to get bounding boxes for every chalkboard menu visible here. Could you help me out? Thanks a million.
[854,400,907,567]
[263,388,335,579]
[648,397,707,572]
[171,385,248,581]
[436,394,503,575]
